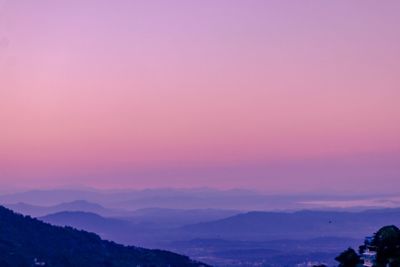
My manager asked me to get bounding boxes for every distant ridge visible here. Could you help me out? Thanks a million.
[182,209,400,240]
[5,200,115,217]
[2,188,399,210]
[0,205,208,267]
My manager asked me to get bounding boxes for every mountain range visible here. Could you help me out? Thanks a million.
[0,205,208,267]
[39,207,400,266]
[2,188,397,210]
[2,189,400,266]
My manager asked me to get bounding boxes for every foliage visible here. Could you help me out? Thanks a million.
[0,206,208,267]
[335,247,360,267]
[337,225,400,267]
[372,225,400,267]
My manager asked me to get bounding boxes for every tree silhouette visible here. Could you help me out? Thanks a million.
[372,225,400,267]
[335,247,360,267]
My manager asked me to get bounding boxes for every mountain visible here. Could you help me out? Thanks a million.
[3,188,392,210]
[40,211,142,245]
[41,210,126,227]
[7,199,240,227]
[1,188,301,210]
[0,188,382,211]
[182,209,400,240]
[36,208,400,266]
[52,200,111,214]
[0,189,104,206]
[4,200,121,217]
[0,205,208,267]
[40,209,243,249]
[125,207,240,227]
[5,200,116,217]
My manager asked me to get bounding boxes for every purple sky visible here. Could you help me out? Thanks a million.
[0,0,399,193]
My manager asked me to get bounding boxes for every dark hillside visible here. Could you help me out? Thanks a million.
[0,205,208,267]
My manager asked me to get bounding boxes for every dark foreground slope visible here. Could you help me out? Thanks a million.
[0,206,208,267]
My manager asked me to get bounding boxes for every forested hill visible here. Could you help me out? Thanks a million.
[0,205,209,267]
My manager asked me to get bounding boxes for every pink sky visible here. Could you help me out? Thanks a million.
[0,0,399,193]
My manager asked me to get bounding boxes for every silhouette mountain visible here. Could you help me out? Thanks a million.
[0,205,208,267]
[40,211,139,245]
[5,200,115,217]
[0,188,338,210]
[182,209,400,240]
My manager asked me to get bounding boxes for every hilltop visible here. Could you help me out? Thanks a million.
[0,205,208,267]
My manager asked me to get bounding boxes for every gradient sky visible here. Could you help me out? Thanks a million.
[0,0,399,193]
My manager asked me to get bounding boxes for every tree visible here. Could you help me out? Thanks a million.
[372,225,400,267]
[335,247,360,267]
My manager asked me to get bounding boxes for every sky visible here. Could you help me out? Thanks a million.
[0,0,399,193]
